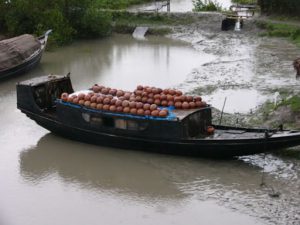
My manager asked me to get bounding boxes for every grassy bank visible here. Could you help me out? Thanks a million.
[256,20,300,47]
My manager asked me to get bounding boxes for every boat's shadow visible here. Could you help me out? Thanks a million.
[19,133,293,200]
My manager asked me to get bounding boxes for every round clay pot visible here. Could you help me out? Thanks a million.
[159,110,168,117]
[61,93,69,102]
[135,90,143,96]
[154,94,160,99]
[96,104,103,110]
[136,102,143,109]
[130,108,137,114]
[122,100,129,108]
[142,97,148,103]
[84,101,91,107]
[194,96,202,102]
[79,100,85,105]
[186,96,193,102]
[129,101,137,108]
[174,102,182,109]
[67,96,74,103]
[152,88,159,94]
[150,104,157,111]
[189,102,196,108]
[72,97,79,104]
[92,85,101,93]
[148,93,154,98]
[84,94,91,101]
[90,96,97,103]
[115,100,122,107]
[207,126,215,135]
[160,94,167,101]
[147,98,154,104]
[116,90,124,97]
[135,96,142,102]
[109,89,117,96]
[169,89,176,96]
[176,90,183,96]
[124,92,131,100]
[116,106,123,112]
[168,101,174,106]
[101,88,109,95]
[174,96,181,102]
[103,105,110,111]
[201,101,207,107]
[103,98,111,105]
[182,102,189,109]
[96,96,104,104]
[180,95,187,102]
[163,89,169,95]
[144,110,151,115]
[161,100,168,107]
[137,85,143,90]
[154,99,161,106]
[109,105,116,112]
[151,110,159,117]
[157,88,163,94]
[137,109,144,115]
[195,101,202,108]
[90,103,97,109]
[167,95,174,101]
[143,103,151,110]
[123,107,130,113]
[78,93,85,100]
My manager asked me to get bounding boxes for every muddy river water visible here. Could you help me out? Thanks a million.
[1,28,300,225]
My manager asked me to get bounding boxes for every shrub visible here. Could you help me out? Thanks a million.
[193,0,222,12]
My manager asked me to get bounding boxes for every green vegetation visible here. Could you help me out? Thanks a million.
[278,96,300,113]
[193,0,222,12]
[0,0,153,45]
[232,0,257,4]
[256,21,300,46]
[258,0,300,16]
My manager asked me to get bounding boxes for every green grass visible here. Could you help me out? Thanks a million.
[278,96,300,113]
[256,21,300,47]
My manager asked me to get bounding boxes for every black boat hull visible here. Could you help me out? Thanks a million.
[23,109,300,158]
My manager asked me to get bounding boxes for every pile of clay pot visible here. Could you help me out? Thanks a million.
[60,84,207,118]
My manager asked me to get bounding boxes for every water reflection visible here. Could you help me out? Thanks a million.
[42,34,211,91]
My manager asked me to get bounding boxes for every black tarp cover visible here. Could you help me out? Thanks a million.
[0,34,41,71]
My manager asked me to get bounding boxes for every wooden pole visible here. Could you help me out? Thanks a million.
[167,0,170,12]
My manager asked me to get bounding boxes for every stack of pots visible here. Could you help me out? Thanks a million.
[60,84,207,118]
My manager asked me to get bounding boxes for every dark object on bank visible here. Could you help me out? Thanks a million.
[293,58,300,79]
[0,30,52,80]
[16,74,300,158]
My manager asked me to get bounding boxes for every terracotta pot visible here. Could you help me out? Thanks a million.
[135,96,142,102]
[169,89,176,96]
[122,100,129,108]
[103,105,110,111]
[160,94,167,101]
[72,97,79,104]
[166,95,174,101]
[61,93,69,102]
[109,89,117,96]
[174,102,182,109]
[142,97,148,103]
[137,85,143,90]
[92,85,101,93]
[195,101,202,108]
[154,99,161,106]
[136,102,144,109]
[130,108,137,114]
[115,100,122,107]
[123,107,130,113]
[174,96,181,102]
[84,101,91,107]
[151,110,159,117]
[90,96,97,103]
[67,96,74,103]
[116,90,124,97]
[194,96,202,102]
[129,101,137,108]
[101,88,109,95]
[116,106,123,112]
[78,93,85,100]
[96,104,103,110]
[90,103,97,109]
[186,96,193,102]
[96,96,104,104]
[182,102,189,109]
[109,105,116,112]
[159,110,168,117]
[176,90,183,96]
[161,100,168,107]
[137,109,144,115]
[189,102,196,109]
[79,100,85,105]
[168,101,174,106]
[144,110,151,115]
[143,103,151,110]
[207,126,215,135]
[103,98,111,105]
[150,104,157,111]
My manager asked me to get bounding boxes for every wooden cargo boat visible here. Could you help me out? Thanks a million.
[0,30,51,79]
[16,74,300,158]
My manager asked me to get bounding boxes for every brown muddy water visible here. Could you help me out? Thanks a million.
[1,33,300,225]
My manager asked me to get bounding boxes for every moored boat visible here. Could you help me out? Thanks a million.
[0,30,51,79]
[16,74,300,158]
